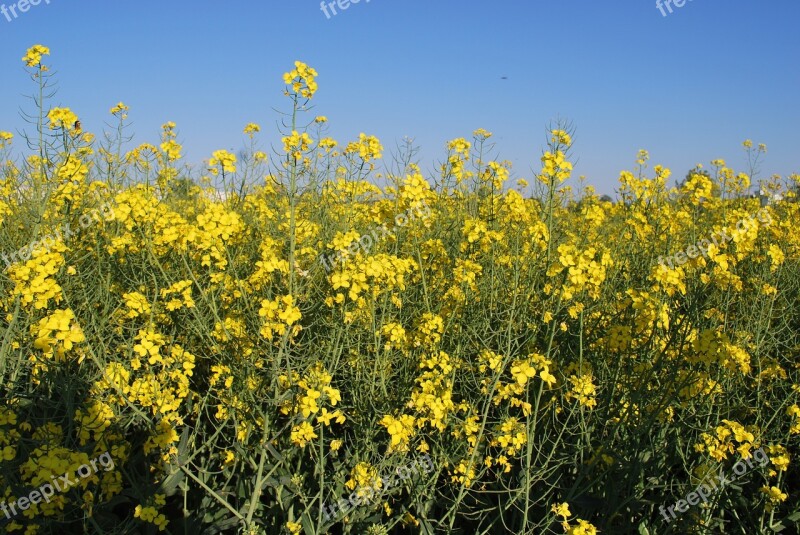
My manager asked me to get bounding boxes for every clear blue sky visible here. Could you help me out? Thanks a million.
[1,1,798,195]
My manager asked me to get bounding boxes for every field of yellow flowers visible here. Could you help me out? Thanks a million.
[1,45,799,535]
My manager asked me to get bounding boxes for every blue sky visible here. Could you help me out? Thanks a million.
[1,0,798,195]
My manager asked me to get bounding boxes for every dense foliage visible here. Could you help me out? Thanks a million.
[1,46,799,534]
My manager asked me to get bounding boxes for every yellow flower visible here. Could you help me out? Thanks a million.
[481,160,510,189]
[134,503,169,531]
[721,420,754,444]
[380,414,416,452]
[510,360,537,386]
[319,137,338,153]
[259,294,304,340]
[551,502,571,519]
[123,291,151,319]
[47,107,79,131]
[450,458,477,486]
[208,149,237,174]
[551,129,573,147]
[761,485,788,504]
[344,133,383,162]
[760,484,788,512]
[767,445,790,472]
[0,408,16,426]
[317,408,345,427]
[767,244,785,271]
[1,445,15,461]
[566,519,599,535]
[283,60,319,99]
[290,421,317,447]
[492,417,527,456]
[566,373,598,409]
[298,389,321,418]
[787,405,800,434]
[539,149,573,184]
[681,172,714,205]
[22,44,50,67]
[110,102,129,116]
[221,450,235,466]
[0,131,13,149]
[346,462,381,495]
[278,295,302,324]
[282,130,313,160]
[32,308,86,361]
[286,521,302,534]
[243,123,261,135]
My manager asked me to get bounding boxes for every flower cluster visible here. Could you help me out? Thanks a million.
[1,49,797,534]
[283,60,319,99]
